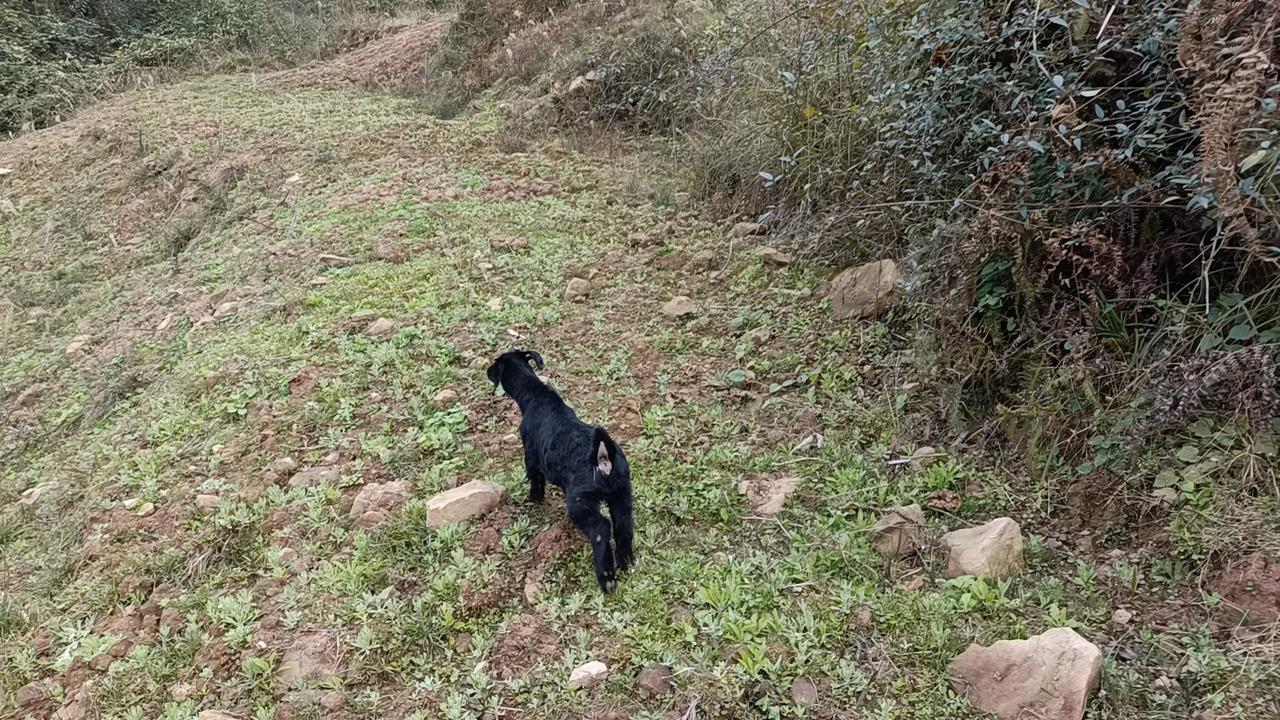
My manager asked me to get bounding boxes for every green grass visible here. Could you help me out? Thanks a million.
[1,76,1277,720]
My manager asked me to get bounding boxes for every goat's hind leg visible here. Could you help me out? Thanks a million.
[567,494,616,592]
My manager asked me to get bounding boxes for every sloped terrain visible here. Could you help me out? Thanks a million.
[1,24,1278,720]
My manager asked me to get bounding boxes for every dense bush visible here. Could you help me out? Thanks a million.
[0,0,431,134]
[692,0,1279,461]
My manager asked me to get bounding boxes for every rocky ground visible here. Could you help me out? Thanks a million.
[2,23,1279,720]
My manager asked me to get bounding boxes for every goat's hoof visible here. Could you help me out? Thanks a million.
[597,571,617,593]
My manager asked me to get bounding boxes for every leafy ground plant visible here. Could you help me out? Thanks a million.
[1,22,1278,720]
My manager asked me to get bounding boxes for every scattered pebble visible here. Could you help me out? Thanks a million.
[636,663,673,697]
[569,660,609,689]
[662,295,697,318]
[564,277,591,301]
[365,318,395,338]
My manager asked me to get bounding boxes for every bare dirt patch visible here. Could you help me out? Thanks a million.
[1211,552,1280,628]
[274,16,455,90]
[489,611,560,679]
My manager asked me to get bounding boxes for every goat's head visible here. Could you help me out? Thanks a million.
[486,349,544,393]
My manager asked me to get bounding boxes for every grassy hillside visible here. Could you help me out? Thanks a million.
[2,21,1278,720]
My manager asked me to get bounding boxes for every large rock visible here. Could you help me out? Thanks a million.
[869,504,925,558]
[942,517,1025,579]
[425,481,504,529]
[948,627,1102,720]
[349,480,412,527]
[829,259,902,319]
[569,660,609,689]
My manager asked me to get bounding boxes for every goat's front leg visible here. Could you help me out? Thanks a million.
[607,489,635,571]
[567,494,616,592]
[523,444,545,503]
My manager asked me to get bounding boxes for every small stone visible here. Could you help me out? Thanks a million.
[636,663,673,697]
[849,604,874,630]
[569,660,609,689]
[309,276,330,286]
[374,241,409,264]
[792,434,826,453]
[194,494,220,512]
[662,296,697,318]
[434,388,458,407]
[869,504,926,558]
[197,712,239,720]
[19,483,53,507]
[688,250,716,271]
[942,517,1025,579]
[288,465,340,488]
[486,297,504,311]
[213,300,242,318]
[349,309,377,322]
[16,680,49,707]
[64,336,90,355]
[272,457,299,474]
[349,481,412,522]
[277,633,340,688]
[732,221,764,236]
[159,607,183,633]
[1110,609,1133,626]
[901,575,927,592]
[317,253,356,268]
[425,480,504,529]
[13,384,42,409]
[828,259,902,319]
[170,682,194,701]
[319,691,345,711]
[366,318,395,338]
[753,246,793,266]
[911,446,943,469]
[564,277,591,302]
[135,502,155,517]
[737,475,801,516]
[789,676,819,706]
[948,627,1102,720]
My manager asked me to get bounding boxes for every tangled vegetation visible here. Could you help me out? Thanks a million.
[0,0,437,134]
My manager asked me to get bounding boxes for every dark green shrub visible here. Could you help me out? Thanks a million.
[695,0,1279,450]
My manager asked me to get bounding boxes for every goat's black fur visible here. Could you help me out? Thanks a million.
[486,349,635,591]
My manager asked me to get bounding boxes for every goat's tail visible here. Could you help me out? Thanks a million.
[591,425,620,477]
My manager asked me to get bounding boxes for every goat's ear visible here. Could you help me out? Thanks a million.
[596,441,613,476]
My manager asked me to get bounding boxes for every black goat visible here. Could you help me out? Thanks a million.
[485,349,635,591]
